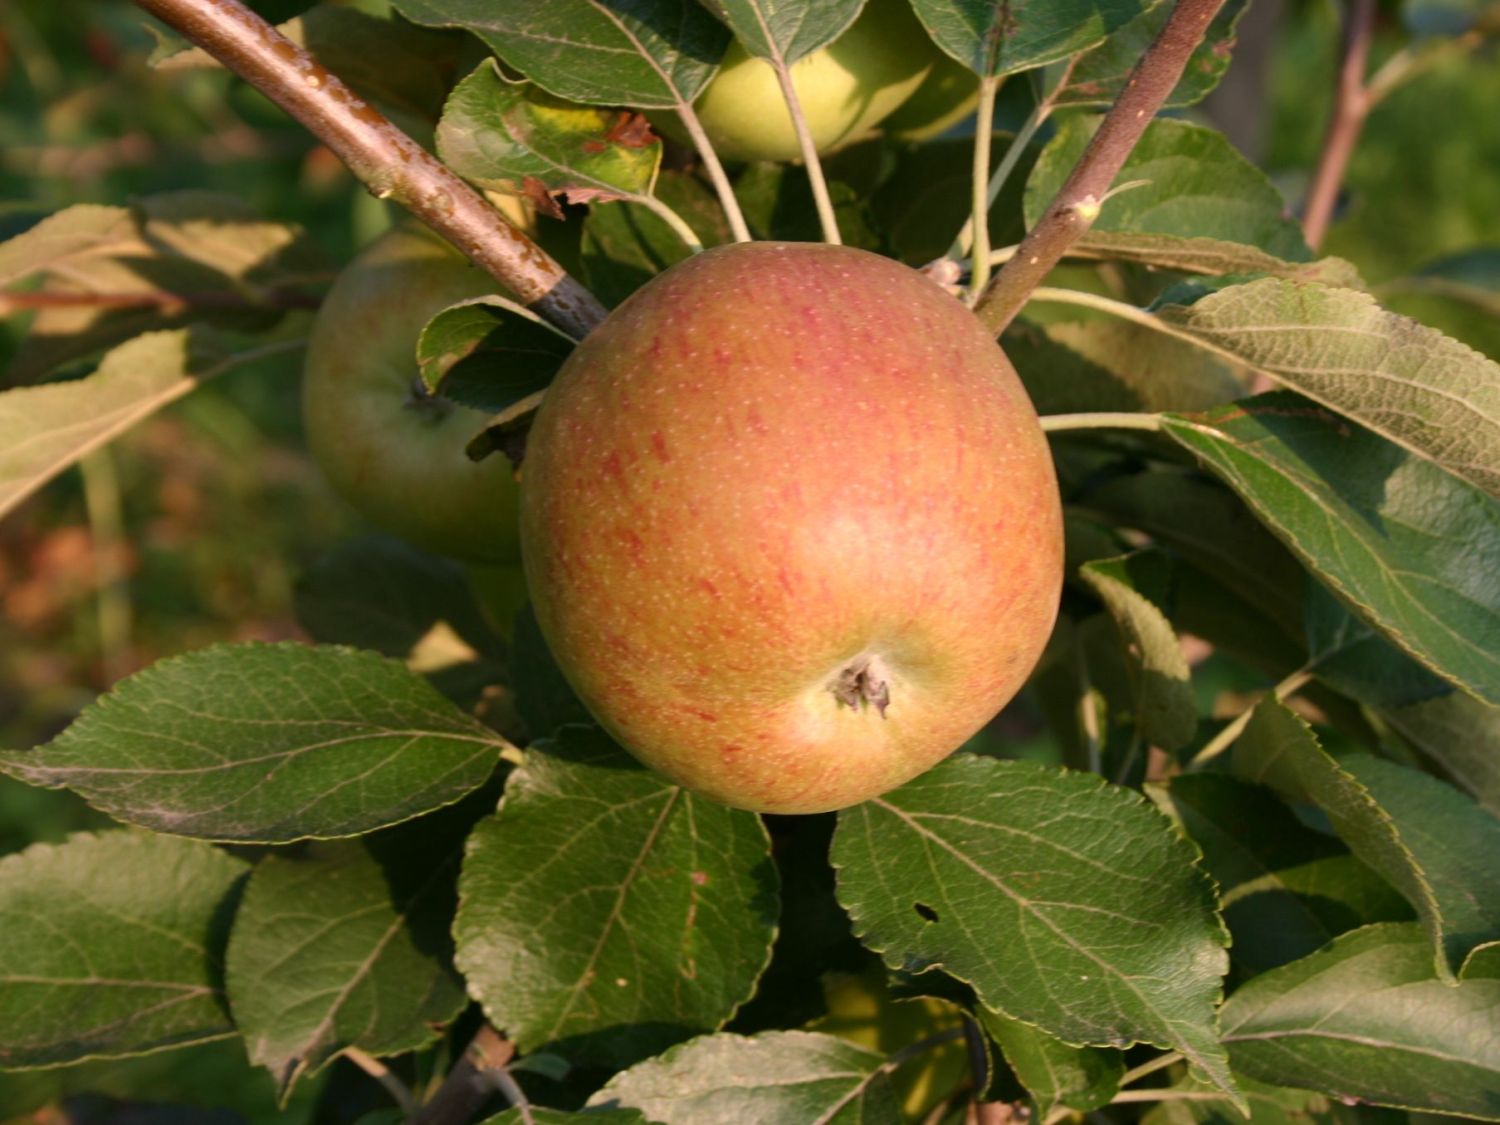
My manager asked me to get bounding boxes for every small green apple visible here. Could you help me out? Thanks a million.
[653,0,937,163]
[520,241,1063,814]
[302,224,522,564]
[881,49,979,142]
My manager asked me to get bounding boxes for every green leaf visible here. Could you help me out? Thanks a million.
[0,832,246,1068]
[1025,118,1309,260]
[294,535,504,664]
[580,171,732,308]
[1385,690,1500,818]
[510,605,593,739]
[1063,232,1363,287]
[1005,315,1244,415]
[1148,774,1412,975]
[1221,923,1500,1120]
[699,0,864,65]
[0,194,323,383]
[1161,394,1500,705]
[592,1030,901,1123]
[978,1007,1123,1116]
[453,726,778,1068]
[832,755,1238,1103]
[415,295,574,414]
[225,802,479,1098]
[1080,469,1307,642]
[438,63,661,209]
[0,643,509,843]
[1303,583,1452,710]
[1079,551,1197,751]
[1233,700,1500,978]
[909,0,1147,77]
[1385,247,1500,318]
[0,329,289,522]
[392,0,730,110]
[1155,278,1500,499]
[735,162,883,250]
[1054,0,1249,109]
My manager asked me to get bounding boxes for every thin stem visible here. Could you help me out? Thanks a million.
[344,1048,416,1114]
[966,76,1003,303]
[131,0,606,340]
[1039,412,1164,434]
[1302,0,1376,250]
[973,0,1230,334]
[673,105,753,243]
[80,450,132,686]
[772,62,842,245]
[1117,1050,1183,1088]
[1111,1089,1232,1105]
[951,94,1053,261]
[1187,666,1314,768]
[1366,30,1483,108]
[484,1068,535,1125]
[636,194,705,254]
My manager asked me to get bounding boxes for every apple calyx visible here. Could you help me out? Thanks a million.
[832,656,892,718]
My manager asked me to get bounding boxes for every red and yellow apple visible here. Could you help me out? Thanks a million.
[302,224,523,564]
[520,242,1063,813]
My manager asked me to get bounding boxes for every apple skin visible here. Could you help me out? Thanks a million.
[652,0,936,163]
[520,242,1063,814]
[881,49,979,142]
[302,224,522,564]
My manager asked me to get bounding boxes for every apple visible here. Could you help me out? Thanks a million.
[520,241,1063,814]
[881,49,979,143]
[302,224,522,564]
[652,0,937,164]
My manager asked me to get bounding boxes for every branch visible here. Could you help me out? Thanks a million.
[972,0,1230,334]
[1301,0,1376,250]
[131,0,607,341]
[412,1024,518,1125]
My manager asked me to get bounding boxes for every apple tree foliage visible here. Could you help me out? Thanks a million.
[2,0,1500,1121]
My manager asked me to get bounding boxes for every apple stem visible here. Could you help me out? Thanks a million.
[965,75,1003,305]
[671,102,755,243]
[948,92,1051,263]
[1038,412,1164,434]
[770,59,844,246]
[130,0,608,342]
[972,0,1231,335]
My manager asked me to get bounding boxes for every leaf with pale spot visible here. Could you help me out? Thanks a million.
[592,1030,901,1123]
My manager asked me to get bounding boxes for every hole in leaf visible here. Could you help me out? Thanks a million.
[913,902,939,923]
